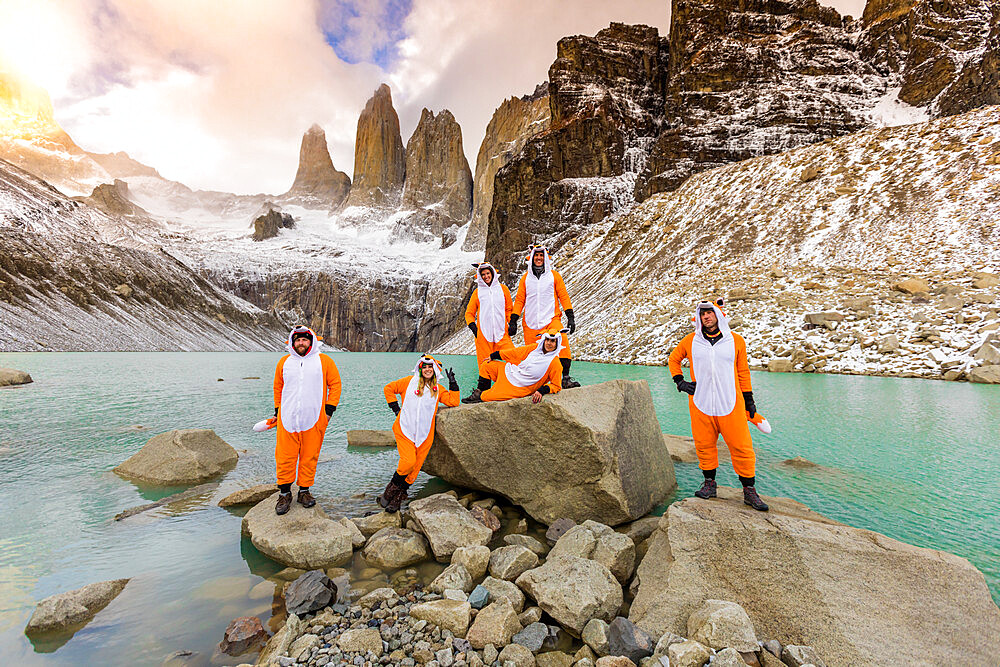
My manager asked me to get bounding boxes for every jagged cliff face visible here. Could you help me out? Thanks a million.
[463,85,550,252]
[485,23,668,278]
[74,179,148,218]
[284,124,351,208]
[859,0,921,74]
[635,0,884,200]
[398,108,473,240]
[0,158,283,351]
[343,84,406,210]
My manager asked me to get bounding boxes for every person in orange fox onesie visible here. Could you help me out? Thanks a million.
[510,245,580,388]
[463,328,564,403]
[464,262,514,366]
[272,326,342,515]
[668,300,769,511]
[379,355,460,512]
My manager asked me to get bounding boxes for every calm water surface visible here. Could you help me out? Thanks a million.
[0,352,998,665]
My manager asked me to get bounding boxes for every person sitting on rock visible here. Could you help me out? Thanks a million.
[462,328,564,404]
[465,262,514,370]
[379,355,460,513]
[510,245,581,388]
[272,326,341,515]
[668,299,769,511]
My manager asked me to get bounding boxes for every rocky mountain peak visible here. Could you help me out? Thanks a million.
[343,83,406,210]
[397,108,473,241]
[285,123,351,208]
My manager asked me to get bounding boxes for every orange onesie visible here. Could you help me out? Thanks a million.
[465,262,514,364]
[668,305,755,478]
[273,327,342,488]
[513,247,572,359]
[384,358,460,484]
[479,338,563,401]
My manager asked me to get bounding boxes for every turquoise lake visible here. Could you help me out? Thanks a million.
[0,351,998,665]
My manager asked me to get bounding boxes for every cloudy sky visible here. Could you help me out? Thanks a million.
[0,0,866,194]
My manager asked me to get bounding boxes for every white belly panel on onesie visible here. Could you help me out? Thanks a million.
[691,335,737,416]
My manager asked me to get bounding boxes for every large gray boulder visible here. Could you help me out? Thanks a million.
[25,579,130,634]
[629,486,1000,666]
[362,527,431,569]
[408,493,493,562]
[515,556,623,634]
[241,493,354,569]
[113,429,238,485]
[0,368,32,386]
[424,380,675,526]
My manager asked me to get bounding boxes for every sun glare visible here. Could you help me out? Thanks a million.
[0,0,83,95]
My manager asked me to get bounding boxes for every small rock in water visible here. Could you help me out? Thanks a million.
[218,615,269,656]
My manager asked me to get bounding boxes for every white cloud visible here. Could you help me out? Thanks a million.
[2,0,872,195]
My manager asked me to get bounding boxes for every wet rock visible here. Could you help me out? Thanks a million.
[24,578,130,634]
[606,616,654,662]
[429,563,475,594]
[687,600,757,653]
[481,575,525,613]
[629,486,1000,665]
[409,599,472,638]
[427,380,675,526]
[350,511,403,538]
[545,518,576,545]
[361,527,431,569]
[241,493,354,569]
[409,493,493,562]
[452,544,491,580]
[780,457,823,470]
[284,570,337,616]
[467,599,522,649]
[113,429,238,485]
[516,556,623,634]
[489,545,539,581]
[667,640,711,667]
[498,642,535,667]
[503,534,549,556]
[217,483,279,507]
[218,615,268,655]
[0,368,32,386]
[346,429,395,447]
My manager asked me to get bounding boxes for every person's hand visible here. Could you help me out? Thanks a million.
[388,400,401,416]
[743,391,756,417]
[445,368,458,392]
[565,309,576,334]
[508,314,519,337]
[531,390,543,403]
[468,322,478,338]
[324,404,336,416]
[676,380,696,395]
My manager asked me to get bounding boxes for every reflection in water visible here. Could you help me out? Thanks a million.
[0,351,997,665]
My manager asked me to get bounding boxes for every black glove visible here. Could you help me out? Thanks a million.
[325,404,336,416]
[489,350,503,361]
[274,406,279,418]
[508,314,519,337]
[445,368,458,392]
[743,391,756,417]
[565,309,576,334]
[388,400,401,416]
[538,385,551,395]
[673,374,696,395]
[468,322,478,337]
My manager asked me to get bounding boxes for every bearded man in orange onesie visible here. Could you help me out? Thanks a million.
[668,300,768,511]
[272,326,342,515]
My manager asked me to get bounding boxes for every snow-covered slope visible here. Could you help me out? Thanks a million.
[442,106,1000,381]
[0,158,284,351]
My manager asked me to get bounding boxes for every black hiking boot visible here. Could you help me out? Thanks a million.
[462,388,483,404]
[275,492,292,515]
[743,485,769,511]
[376,481,397,510]
[694,479,717,499]
[562,375,581,389]
[297,489,316,508]
[386,480,410,514]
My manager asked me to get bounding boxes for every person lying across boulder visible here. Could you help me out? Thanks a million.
[462,328,564,404]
